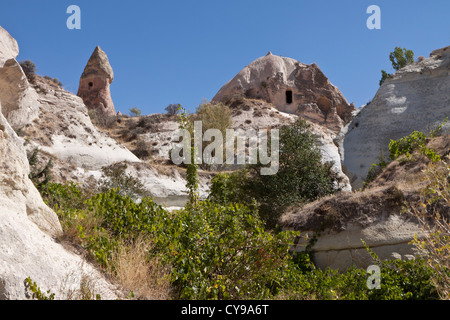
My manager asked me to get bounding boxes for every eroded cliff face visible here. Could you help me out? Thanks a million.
[0,26,120,300]
[336,46,450,189]
[0,26,39,129]
[213,52,356,133]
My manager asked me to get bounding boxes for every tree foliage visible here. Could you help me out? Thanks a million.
[380,47,414,86]
[209,118,342,228]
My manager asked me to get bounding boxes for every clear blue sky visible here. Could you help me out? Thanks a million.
[1,0,449,115]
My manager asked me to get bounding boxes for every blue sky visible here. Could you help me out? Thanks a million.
[1,0,449,115]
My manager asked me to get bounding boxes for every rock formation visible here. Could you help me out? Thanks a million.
[213,52,356,133]
[280,134,450,270]
[77,46,116,117]
[336,45,450,189]
[0,26,39,129]
[25,75,140,170]
[0,26,126,299]
[0,107,118,300]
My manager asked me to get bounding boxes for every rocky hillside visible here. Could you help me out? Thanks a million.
[337,46,450,189]
[0,27,119,299]
[1,20,449,299]
[280,134,450,271]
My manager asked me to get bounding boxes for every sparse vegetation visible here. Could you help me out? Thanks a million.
[27,148,53,189]
[380,47,415,86]
[19,60,37,82]
[389,130,440,163]
[129,107,142,117]
[43,75,63,87]
[407,158,450,299]
[165,104,181,116]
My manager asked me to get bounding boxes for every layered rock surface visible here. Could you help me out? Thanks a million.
[337,45,450,189]
[213,52,356,133]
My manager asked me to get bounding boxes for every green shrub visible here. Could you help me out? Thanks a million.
[27,148,53,189]
[24,277,55,300]
[209,118,341,228]
[166,200,299,299]
[99,163,148,200]
[388,130,440,162]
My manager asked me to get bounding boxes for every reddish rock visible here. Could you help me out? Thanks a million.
[77,46,116,117]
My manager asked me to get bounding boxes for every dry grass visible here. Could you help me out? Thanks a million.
[407,159,450,299]
[109,236,172,300]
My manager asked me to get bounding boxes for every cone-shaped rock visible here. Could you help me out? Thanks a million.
[77,46,116,117]
[213,53,355,133]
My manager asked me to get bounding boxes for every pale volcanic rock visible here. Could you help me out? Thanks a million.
[213,52,355,133]
[336,45,450,189]
[24,75,140,170]
[0,26,39,129]
[77,46,116,117]
[0,110,119,300]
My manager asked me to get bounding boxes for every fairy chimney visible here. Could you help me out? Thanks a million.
[77,46,116,117]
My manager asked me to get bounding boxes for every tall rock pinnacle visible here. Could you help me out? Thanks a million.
[77,46,116,117]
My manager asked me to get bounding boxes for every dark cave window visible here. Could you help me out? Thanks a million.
[89,82,93,87]
[286,90,293,104]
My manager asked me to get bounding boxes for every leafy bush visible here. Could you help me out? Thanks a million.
[388,130,440,162]
[407,159,450,299]
[191,101,232,170]
[24,277,55,300]
[209,118,341,228]
[98,163,148,200]
[278,257,437,300]
[166,200,299,299]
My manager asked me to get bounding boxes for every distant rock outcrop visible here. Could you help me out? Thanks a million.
[336,45,450,189]
[77,46,116,117]
[0,26,39,129]
[213,52,356,133]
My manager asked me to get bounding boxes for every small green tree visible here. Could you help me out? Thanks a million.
[209,118,342,228]
[165,104,181,116]
[129,107,142,117]
[176,106,199,206]
[380,47,414,86]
